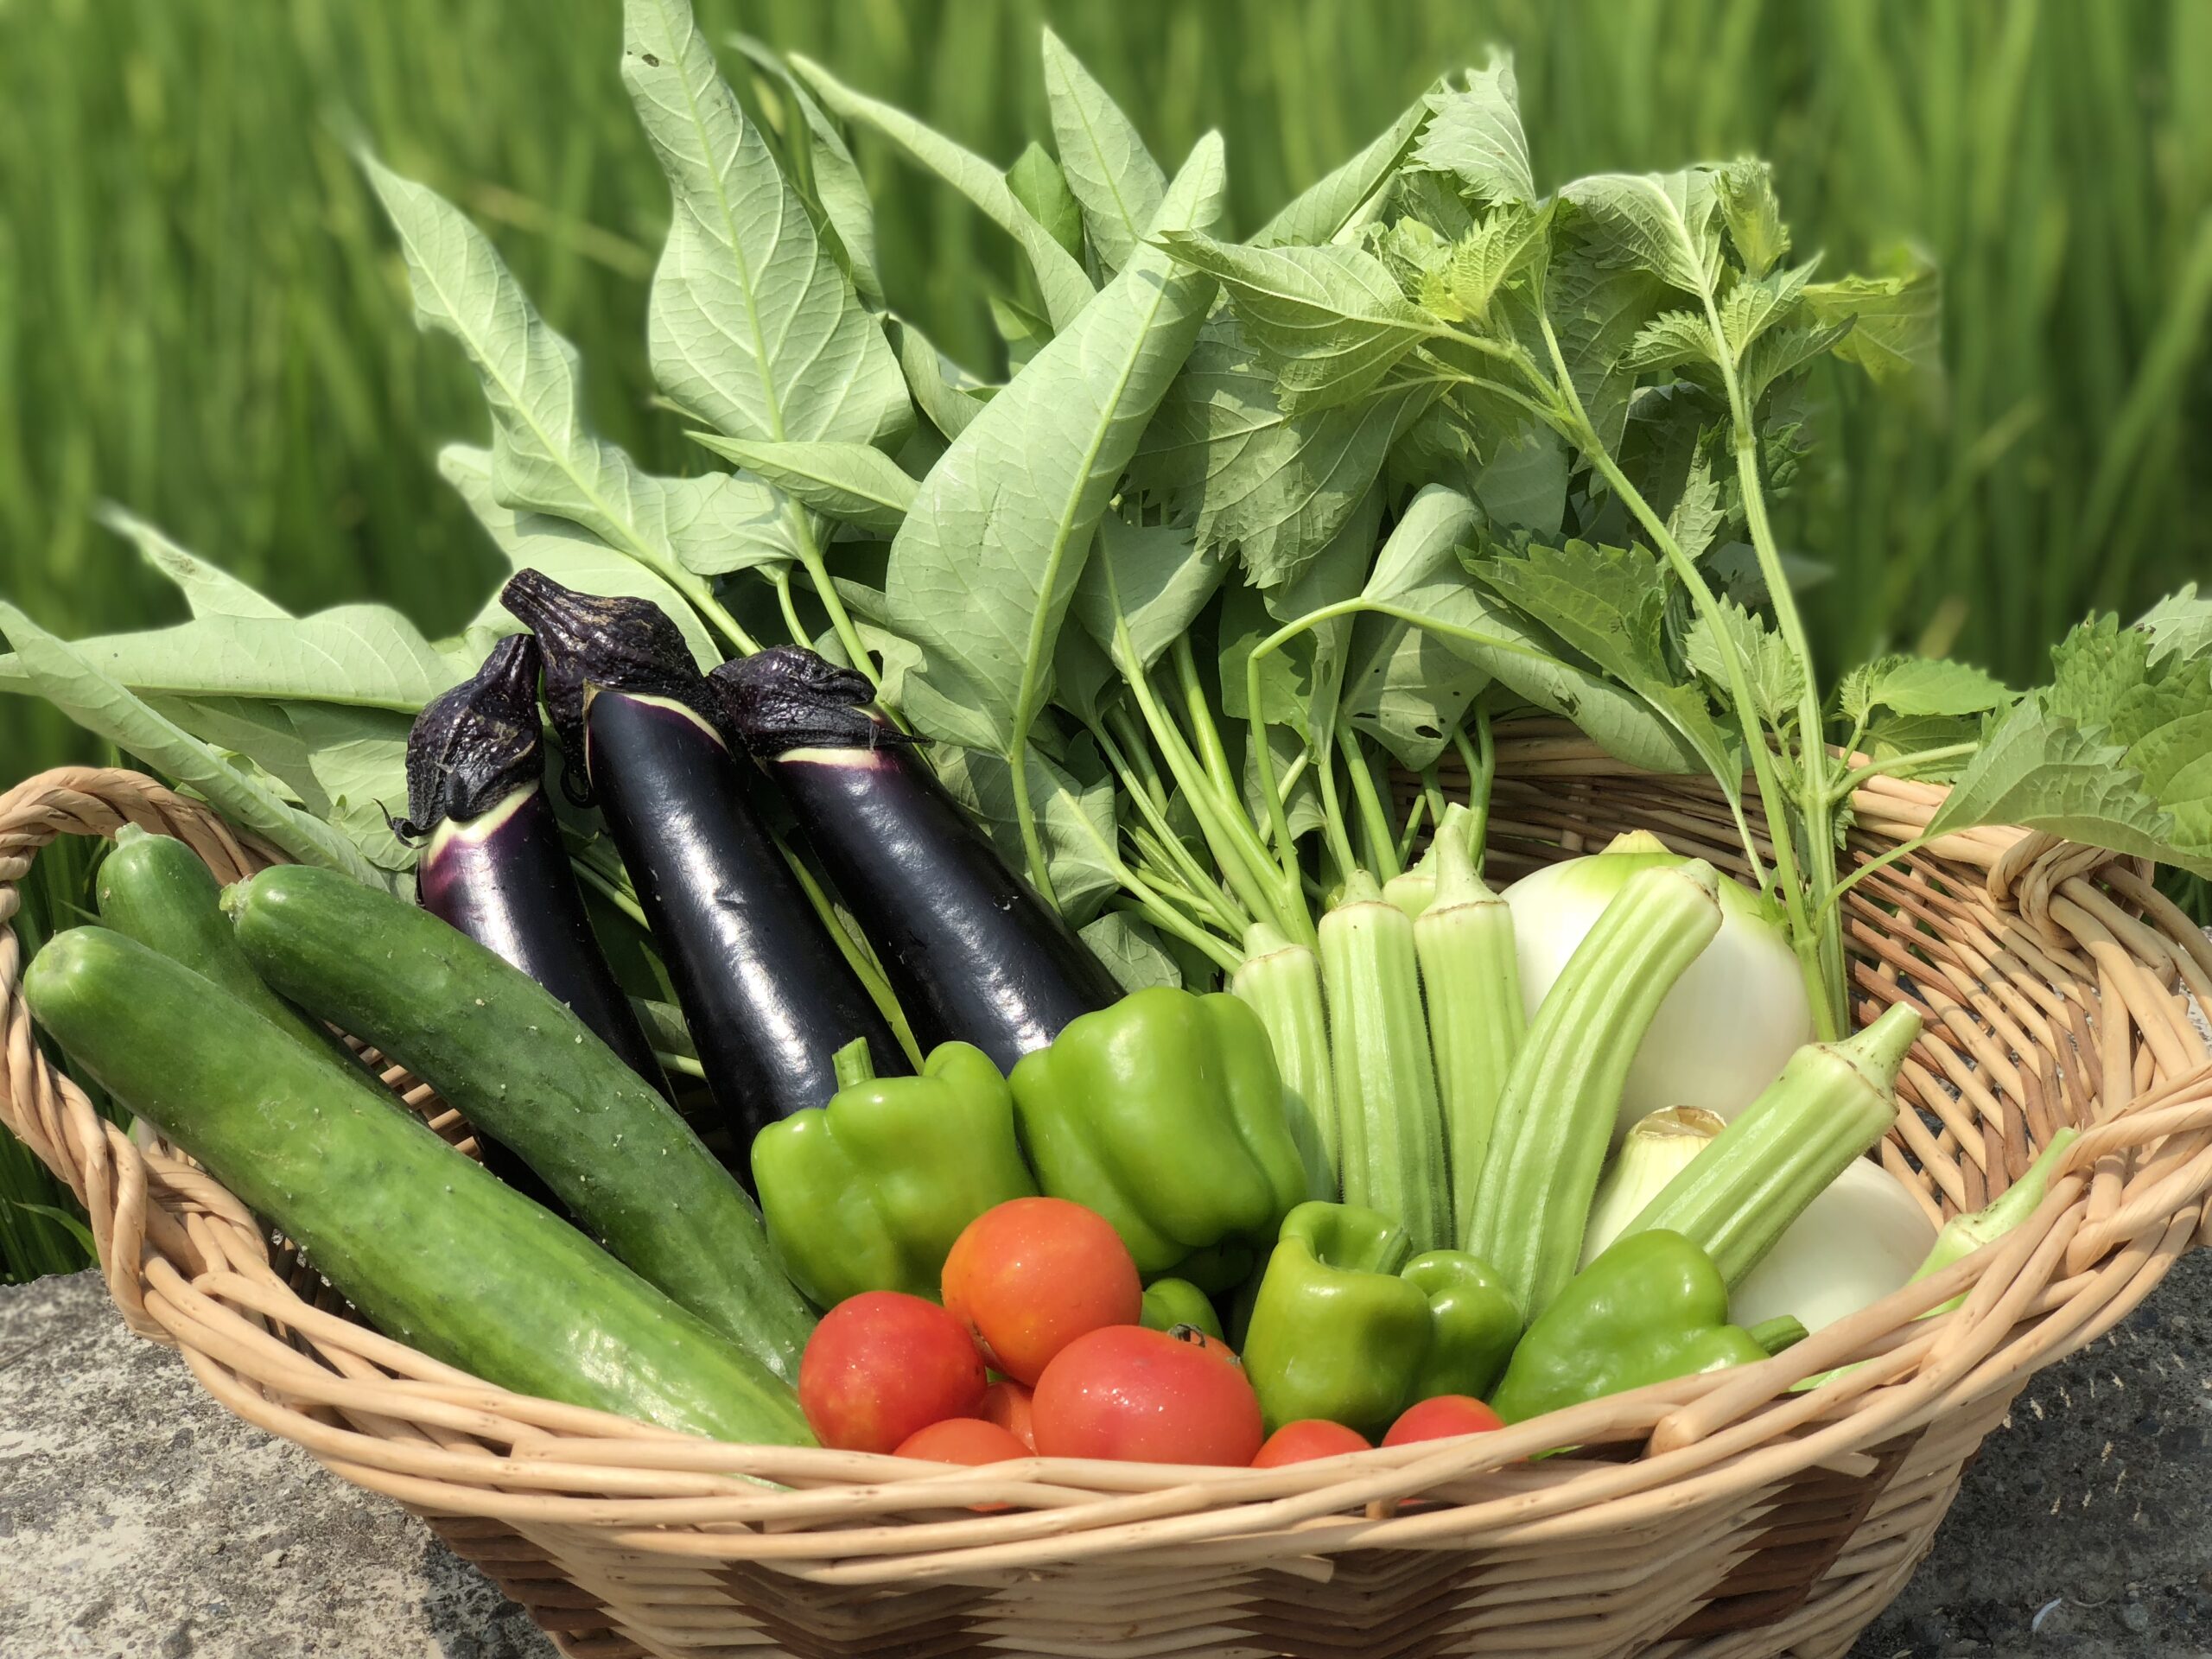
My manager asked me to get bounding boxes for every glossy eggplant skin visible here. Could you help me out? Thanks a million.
[417,786,670,1096]
[583,687,908,1147]
[714,648,1119,1074]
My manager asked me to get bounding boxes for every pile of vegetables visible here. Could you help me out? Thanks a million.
[4,1,2206,1465]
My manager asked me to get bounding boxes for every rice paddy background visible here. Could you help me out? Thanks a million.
[2,0,2207,1277]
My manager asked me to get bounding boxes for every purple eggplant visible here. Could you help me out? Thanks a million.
[499,571,906,1158]
[712,647,1118,1074]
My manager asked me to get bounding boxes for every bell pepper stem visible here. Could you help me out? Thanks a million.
[832,1037,876,1090]
[1748,1314,1808,1357]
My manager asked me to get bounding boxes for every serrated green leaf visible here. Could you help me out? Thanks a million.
[1130,314,1442,587]
[1156,233,1438,412]
[1805,251,1941,385]
[686,435,916,536]
[97,506,288,621]
[1480,538,1733,785]
[1861,711,1983,779]
[1714,159,1789,277]
[1370,219,1453,308]
[2138,585,2212,663]
[1719,260,1815,360]
[1255,95,1429,249]
[1473,422,1568,535]
[1561,168,1726,298]
[1686,602,1803,726]
[1622,308,1719,373]
[1071,516,1225,672]
[1838,654,2012,725]
[790,53,1095,330]
[1007,142,1086,262]
[1219,486,1380,739]
[730,36,883,306]
[887,137,1225,753]
[1738,319,1852,408]
[1079,911,1182,992]
[359,152,797,586]
[0,604,391,887]
[625,0,906,450]
[442,446,719,673]
[1440,200,1554,325]
[1548,243,1673,454]
[1923,710,2194,872]
[932,739,1122,924]
[1411,50,1534,205]
[1040,27,1164,271]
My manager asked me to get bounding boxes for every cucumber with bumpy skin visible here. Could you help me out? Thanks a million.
[226,863,814,1383]
[96,826,346,1058]
[24,927,809,1445]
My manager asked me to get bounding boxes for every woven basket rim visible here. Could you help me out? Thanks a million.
[3,753,2209,1590]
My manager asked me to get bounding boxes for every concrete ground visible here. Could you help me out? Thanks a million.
[3,1258,2207,1659]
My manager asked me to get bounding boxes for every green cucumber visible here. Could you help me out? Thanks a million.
[226,864,814,1382]
[96,827,347,1059]
[24,927,809,1445]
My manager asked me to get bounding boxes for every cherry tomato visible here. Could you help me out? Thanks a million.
[798,1291,986,1453]
[942,1197,1141,1385]
[1251,1420,1371,1467]
[1032,1324,1263,1466]
[980,1379,1037,1452]
[1381,1395,1505,1447]
[894,1417,1031,1465]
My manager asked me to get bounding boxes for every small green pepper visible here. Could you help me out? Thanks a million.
[751,1039,1035,1308]
[1139,1277,1224,1340]
[1241,1200,1520,1437]
[1011,987,1309,1277]
[1488,1230,1770,1423]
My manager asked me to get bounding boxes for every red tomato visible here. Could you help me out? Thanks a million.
[1032,1325,1263,1466]
[942,1197,1142,1385]
[1381,1395,1505,1447]
[798,1291,987,1453]
[1252,1420,1371,1467]
[980,1379,1037,1452]
[894,1417,1031,1465]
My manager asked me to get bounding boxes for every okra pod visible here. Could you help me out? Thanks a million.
[1320,871,1451,1252]
[1231,921,1338,1196]
[1412,806,1524,1241]
[1624,1002,1920,1285]
[1466,859,1722,1322]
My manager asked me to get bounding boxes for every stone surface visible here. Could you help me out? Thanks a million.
[3,1255,2207,1658]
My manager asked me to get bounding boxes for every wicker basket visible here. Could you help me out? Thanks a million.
[4,737,2209,1659]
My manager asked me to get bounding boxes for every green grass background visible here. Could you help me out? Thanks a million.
[2,0,2209,1277]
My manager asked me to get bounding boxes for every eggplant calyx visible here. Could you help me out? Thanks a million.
[499,569,716,803]
[710,646,923,757]
[399,632,547,835]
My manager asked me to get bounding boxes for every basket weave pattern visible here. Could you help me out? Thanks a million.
[4,742,2209,1659]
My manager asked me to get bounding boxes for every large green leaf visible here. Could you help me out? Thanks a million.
[624,0,907,449]
[1410,51,1534,205]
[1254,96,1428,249]
[686,435,916,535]
[1805,250,1942,385]
[1040,28,1164,272]
[441,446,720,672]
[1006,143,1085,263]
[1078,911,1181,992]
[1836,654,2011,727]
[730,36,884,305]
[98,506,288,621]
[1130,314,1441,588]
[931,740,1122,925]
[1342,486,1491,766]
[360,153,798,584]
[1071,515,1226,672]
[1547,240,1673,454]
[886,137,1226,753]
[885,315,990,441]
[1560,168,1726,299]
[789,54,1096,330]
[2138,585,2212,663]
[1480,538,1732,782]
[0,604,464,712]
[1157,234,1438,411]
[0,605,389,887]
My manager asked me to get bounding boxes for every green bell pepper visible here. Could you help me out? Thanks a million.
[1241,1200,1519,1437]
[751,1039,1035,1308]
[1139,1277,1224,1340]
[1011,987,1308,1277]
[1488,1230,1770,1423]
